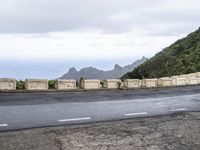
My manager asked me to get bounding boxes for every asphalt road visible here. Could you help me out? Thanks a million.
[0,86,200,132]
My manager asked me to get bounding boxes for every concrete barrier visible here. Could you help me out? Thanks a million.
[56,79,76,90]
[25,79,48,91]
[103,79,121,89]
[120,82,125,88]
[186,77,200,85]
[171,77,187,86]
[194,72,200,77]
[0,78,16,90]
[179,72,200,78]
[186,73,197,78]
[124,79,141,89]
[142,79,158,88]
[80,79,100,90]
[158,77,172,87]
[171,75,181,78]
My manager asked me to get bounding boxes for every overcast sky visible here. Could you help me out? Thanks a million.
[0,0,200,79]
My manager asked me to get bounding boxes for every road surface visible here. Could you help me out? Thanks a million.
[0,86,200,131]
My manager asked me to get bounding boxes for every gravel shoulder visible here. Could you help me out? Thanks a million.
[0,112,200,150]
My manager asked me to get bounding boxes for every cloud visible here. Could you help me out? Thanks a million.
[0,29,183,62]
[0,0,199,34]
[0,0,199,79]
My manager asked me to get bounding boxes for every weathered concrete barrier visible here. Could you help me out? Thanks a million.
[56,79,76,90]
[186,77,200,85]
[188,73,196,77]
[124,79,141,89]
[171,77,187,86]
[80,79,100,89]
[103,79,121,89]
[25,79,48,91]
[158,77,172,87]
[142,79,158,88]
[0,78,16,90]
[194,72,200,77]
[120,82,125,88]
[179,72,200,78]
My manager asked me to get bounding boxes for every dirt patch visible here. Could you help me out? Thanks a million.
[0,112,200,150]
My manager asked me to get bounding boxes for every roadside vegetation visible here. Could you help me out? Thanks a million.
[48,80,56,89]
[16,80,25,90]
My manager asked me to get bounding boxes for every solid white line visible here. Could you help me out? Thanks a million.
[171,108,187,112]
[124,112,148,116]
[58,117,91,122]
[0,124,8,127]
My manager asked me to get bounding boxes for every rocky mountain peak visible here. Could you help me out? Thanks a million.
[114,64,122,70]
[59,56,148,80]
[68,67,77,73]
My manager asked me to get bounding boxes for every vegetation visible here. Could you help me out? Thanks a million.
[121,27,200,80]
[79,77,85,88]
[76,80,79,88]
[48,80,56,89]
[16,80,25,90]
[117,81,121,89]
[100,81,104,88]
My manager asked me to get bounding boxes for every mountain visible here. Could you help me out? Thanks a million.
[121,27,200,80]
[59,57,148,80]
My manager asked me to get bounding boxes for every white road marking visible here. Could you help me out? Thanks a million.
[0,124,8,127]
[58,117,91,122]
[124,112,148,116]
[171,108,187,112]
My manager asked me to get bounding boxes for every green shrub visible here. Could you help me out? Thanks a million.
[16,80,25,90]
[48,80,56,89]
[76,80,79,88]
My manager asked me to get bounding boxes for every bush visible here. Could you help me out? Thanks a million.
[76,80,79,88]
[48,80,56,89]
[79,77,85,89]
[16,80,25,90]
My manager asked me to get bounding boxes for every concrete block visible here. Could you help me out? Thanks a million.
[124,79,141,89]
[80,79,100,89]
[158,77,172,87]
[171,77,187,86]
[187,73,197,78]
[56,79,76,90]
[0,78,16,90]
[174,72,200,78]
[179,74,188,78]
[142,79,158,88]
[194,72,200,77]
[103,79,121,89]
[171,75,181,78]
[186,77,200,85]
[25,79,48,91]
[120,82,125,88]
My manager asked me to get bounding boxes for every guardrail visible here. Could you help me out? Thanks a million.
[0,72,200,92]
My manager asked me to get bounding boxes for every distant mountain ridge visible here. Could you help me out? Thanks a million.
[59,57,148,80]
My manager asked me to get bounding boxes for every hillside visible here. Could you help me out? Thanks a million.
[121,27,200,80]
[59,57,147,80]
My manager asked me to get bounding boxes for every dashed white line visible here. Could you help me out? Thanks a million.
[0,124,8,127]
[171,108,187,112]
[58,117,91,122]
[124,112,148,116]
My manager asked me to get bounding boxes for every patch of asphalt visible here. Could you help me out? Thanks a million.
[0,112,200,150]
[0,86,200,106]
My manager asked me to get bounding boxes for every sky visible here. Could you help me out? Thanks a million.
[0,0,200,79]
